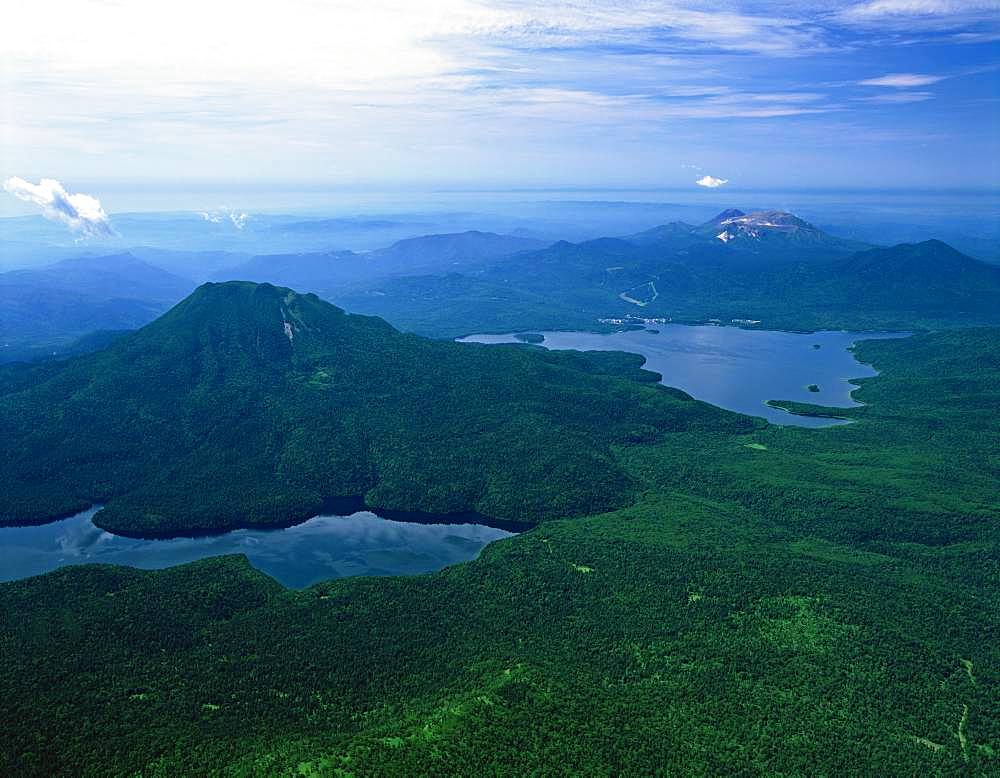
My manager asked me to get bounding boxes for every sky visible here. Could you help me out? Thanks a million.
[2,0,999,208]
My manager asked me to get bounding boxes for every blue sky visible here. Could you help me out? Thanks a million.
[2,0,998,204]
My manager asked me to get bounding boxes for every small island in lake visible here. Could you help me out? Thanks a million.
[514,332,545,344]
[807,384,820,392]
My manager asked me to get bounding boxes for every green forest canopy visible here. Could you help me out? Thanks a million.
[0,325,997,775]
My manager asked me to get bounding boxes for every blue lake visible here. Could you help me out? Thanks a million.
[1,324,909,586]
[0,507,514,588]
[459,325,909,427]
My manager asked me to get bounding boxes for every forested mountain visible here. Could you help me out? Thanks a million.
[1,326,996,775]
[335,226,1000,336]
[0,280,752,536]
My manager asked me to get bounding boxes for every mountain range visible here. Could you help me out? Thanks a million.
[0,232,542,361]
[335,210,1000,335]
[4,212,1000,361]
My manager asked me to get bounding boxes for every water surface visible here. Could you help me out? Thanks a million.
[0,508,514,588]
[460,325,909,427]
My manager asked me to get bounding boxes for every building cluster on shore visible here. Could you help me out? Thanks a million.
[598,316,670,326]
[597,315,762,327]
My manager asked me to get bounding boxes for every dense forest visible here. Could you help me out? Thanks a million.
[0,324,996,775]
[336,235,1000,338]
[0,281,755,536]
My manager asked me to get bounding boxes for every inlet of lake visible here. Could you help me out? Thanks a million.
[458,325,909,427]
[0,507,514,588]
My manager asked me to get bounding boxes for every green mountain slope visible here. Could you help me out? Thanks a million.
[336,236,1000,337]
[0,281,753,536]
[0,327,996,775]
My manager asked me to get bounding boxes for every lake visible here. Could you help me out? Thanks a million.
[0,507,514,588]
[459,325,909,427]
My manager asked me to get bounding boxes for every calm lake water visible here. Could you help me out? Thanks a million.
[459,325,909,427]
[0,507,514,588]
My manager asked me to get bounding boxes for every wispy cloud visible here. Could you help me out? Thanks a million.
[477,2,828,57]
[838,0,1000,27]
[856,91,936,102]
[695,175,728,188]
[3,177,114,238]
[841,0,999,18]
[859,72,946,87]
[2,1,997,190]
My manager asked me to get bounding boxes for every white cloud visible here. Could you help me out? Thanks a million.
[856,91,936,102]
[859,72,946,86]
[3,177,113,238]
[695,175,728,188]
[840,0,1000,21]
[199,209,249,229]
[484,2,826,57]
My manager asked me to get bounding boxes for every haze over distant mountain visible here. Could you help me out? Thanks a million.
[0,253,194,302]
[0,281,750,536]
[0,254,196,360]
[126,247,252,282]
[215,231,547,294]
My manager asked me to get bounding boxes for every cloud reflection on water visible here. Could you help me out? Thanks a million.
[0,510,514,589]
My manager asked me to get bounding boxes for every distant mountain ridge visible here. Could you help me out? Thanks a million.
[0,254,196,359]
[6,215,999,359]
[215,230,547,294]
[334,219,1000,335]
[0,232,545,361]
[0,253,195,302]
[840,239,988,278]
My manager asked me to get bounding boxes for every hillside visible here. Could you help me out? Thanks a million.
[336,230,1000,337]
[0,281,753,536]
[1,326,996,775]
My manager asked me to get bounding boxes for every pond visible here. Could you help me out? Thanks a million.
[0,507,515,588]
[459,325,909,427]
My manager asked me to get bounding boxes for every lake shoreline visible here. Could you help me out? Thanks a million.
[0,507,521,588]
[459,325,910,428]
